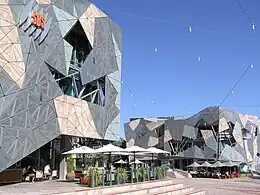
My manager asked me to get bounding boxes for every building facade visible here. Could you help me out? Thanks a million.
[124,107,260,173]
[0,0,122,173]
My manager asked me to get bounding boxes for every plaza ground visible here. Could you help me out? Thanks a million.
[180,177,260,195]
[0,177,260,195]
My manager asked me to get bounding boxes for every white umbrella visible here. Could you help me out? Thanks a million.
[187,162,201,168]
[146,147,170,154]
[212,161,225,167]
[200,161,213,167]
[62,146,95,155]
[124,146,149,162]
[94,143,125,178]
[124,146,149,153]
[62,146,95,170]
[115,159,127,168]
[146,147,170,167]
[115,159,127,164]
[104,152,146,156]
[221,161,237,167]
[124,146,149,175]
[95,143,125,153]
[130,159,144,164]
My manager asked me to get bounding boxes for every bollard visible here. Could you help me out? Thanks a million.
[90,168,95,188]
[164,167,166,179]
[102,169,105,186]
[136,168,139,183]
[153,167,156,180]
[123,171,126,184]
[116,169,119,185]
[109,169,112,186]
[131,167,133,183]
[143,168,145,182]
[147,167,150,181]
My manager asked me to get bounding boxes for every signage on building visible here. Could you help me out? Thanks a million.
[19,0,52,44]
[31,11,46,29]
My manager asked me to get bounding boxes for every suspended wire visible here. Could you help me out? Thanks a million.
[121,80,137,112]
[66,3,258,116]
[235,0,254,23]
[104,8,256,41]
[235,0,255,31]
[219,64,253,107]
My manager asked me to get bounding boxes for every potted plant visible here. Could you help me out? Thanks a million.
[137,167,145,182]
[88,167,101,187]
[155,167,164,180]
[143,167,149,181]
[116,168,128,184]
[66,155,75,181]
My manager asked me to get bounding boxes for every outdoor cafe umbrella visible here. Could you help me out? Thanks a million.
[187,162,201,168]
[95,144,125,169]
[221,161,241,167]
[124,146,149,179]
[62,146,95,155]
[212,161,225,167]
[130,159,144,165]
[115,159,127,167]
[115,159,127,164]
[124,146,149,167]
[62,146,95,169]
[146,147,170,164]
[200,161,213,167]
[94,143,125,185]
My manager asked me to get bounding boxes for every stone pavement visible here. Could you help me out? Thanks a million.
[172,177,260,195]
[0,181,88,195]
[0,177,259,195]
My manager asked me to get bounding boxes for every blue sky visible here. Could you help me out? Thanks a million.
[91,0,260,138]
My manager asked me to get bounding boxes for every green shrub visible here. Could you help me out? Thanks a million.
[88,167,101,187]
[116,167,128,184]
[155,166,164,179]
[137,167,148,182]
[66,155,75,173]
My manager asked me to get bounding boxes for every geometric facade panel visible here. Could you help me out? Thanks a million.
[125,107,260,173]
[0,0,122,172]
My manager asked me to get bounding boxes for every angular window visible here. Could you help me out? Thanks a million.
[64,21,92,70]
[46,21,105,106]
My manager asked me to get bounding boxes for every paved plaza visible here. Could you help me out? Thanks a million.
[176,177,260,195]
[0,181,88,195]
[0,177,260,195]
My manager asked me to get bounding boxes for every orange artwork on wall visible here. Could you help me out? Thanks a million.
[31,11,45,28]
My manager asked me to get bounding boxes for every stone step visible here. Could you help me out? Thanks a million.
[156,186,194,195]
[106,183,184,195]
[91,179,177,195]
[186,190,206,195]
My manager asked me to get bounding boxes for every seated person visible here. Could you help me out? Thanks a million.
[27,165,36,182]
[44,164,52,179]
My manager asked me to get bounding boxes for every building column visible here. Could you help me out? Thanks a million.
[59,136,72,180]
[180,159,183,170]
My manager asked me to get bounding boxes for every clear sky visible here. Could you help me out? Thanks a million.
[91,0,260,138]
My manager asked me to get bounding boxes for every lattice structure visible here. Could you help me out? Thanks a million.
[0,0,121,172]
[124,107,260,173]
